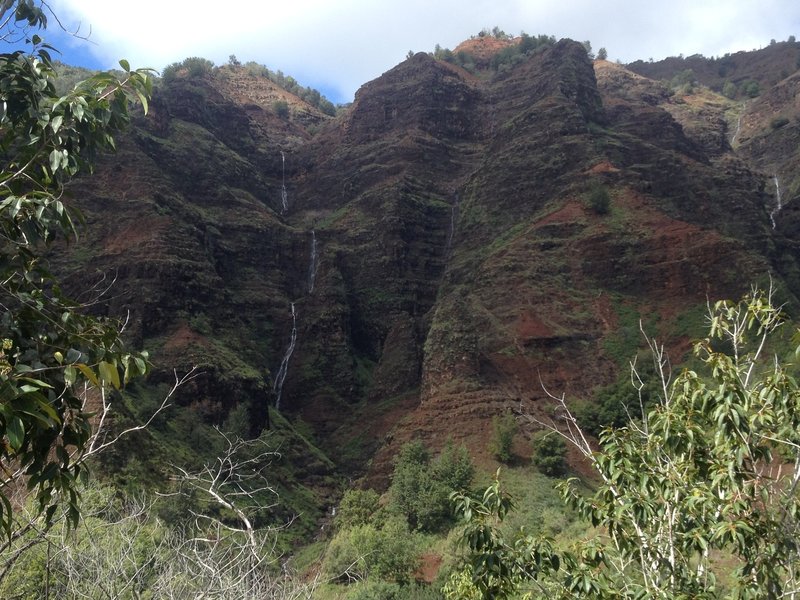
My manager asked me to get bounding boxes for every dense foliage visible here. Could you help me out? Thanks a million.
[449,287,800,598]
[390,439,475,531]
[0,1,152,534]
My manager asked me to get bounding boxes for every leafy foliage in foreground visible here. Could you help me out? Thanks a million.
[449,287,800,598]
[0,1,152,534]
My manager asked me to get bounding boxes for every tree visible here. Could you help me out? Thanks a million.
[530,431,566,476]
[0,0,153,535]
[586,182,611,215]
[0,429,321,598]
[335,489,380,529]
[389,439,474,531]
[273,99,289,118]
[743,80,760,97]
[489,413,517,463]
[596,47,608,60]
[452,286,800,598]
[722,80,737,99]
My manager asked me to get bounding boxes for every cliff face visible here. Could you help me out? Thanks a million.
[63,39,800,483]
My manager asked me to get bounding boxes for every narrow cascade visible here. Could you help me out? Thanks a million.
[280,151,288,214]
[308,230,318,293]
[273,302,297,410]
[770,175,782,229]
[731,102,746,146]
[446,192,460,252]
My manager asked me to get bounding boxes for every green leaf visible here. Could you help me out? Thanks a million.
[98,360,120,389]
[50,114,63,133]
[64,365,76,386]
[48,148,60,173]
[7,417,24,451]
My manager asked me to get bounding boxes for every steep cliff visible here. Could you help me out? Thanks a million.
[60,37,800,489]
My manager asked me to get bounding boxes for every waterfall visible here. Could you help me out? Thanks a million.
[731,101,748,146]
[273,302,297,410]
[770,175,782,229]
[280,151,288,214]
[446,193,460,251]
[308,230,318,293]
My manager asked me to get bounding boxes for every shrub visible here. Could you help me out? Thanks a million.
[347,581,441,600]
[743,80,760,98]
[587,183,611,215]
[336,489,380,529]
[489,413,517,463]
[323,517,419,582]
[722,80,737,99]
[771,116,790,130]
[273,99,289,118]
[433,439,475,491]
[531,431,567,476]
[389,440,475,531]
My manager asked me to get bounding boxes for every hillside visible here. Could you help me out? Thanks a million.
[56,33,800,515]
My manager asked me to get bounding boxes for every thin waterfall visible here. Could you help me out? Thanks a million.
[770,175,782,229]
[731,102,746,146]
[280,151,288,214]
[446,192,460,252]
[308,230,318,293]
[273,302,297,410]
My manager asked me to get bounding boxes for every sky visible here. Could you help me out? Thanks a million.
[21,0,800,104]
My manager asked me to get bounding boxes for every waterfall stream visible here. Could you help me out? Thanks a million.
[446,192,460,252]
[770,175,782,229]
[280,151,288,213]
[308,230,318,293]
[730,102,746,146]
[273,302,297,410]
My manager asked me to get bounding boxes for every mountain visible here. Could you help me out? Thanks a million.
[59,36,800,494]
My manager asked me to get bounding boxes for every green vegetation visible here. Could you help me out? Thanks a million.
[160,56,337,115]
[670,68,697,94]
[489,413,518,463]
[432,31,556,74]
[323,515,419,582]
[273,98,290,118]
[162,56,215,81]
[389,439,475,531]
[722,80,737,98]
[0,1,152,535]
[335,489,381,529]
[586,182,611,214]
[530,431,566,476]
[771,115,790,129]
[743,79,760,97]
[449,287,800,598]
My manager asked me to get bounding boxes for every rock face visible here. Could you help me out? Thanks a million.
[64,39,800,484]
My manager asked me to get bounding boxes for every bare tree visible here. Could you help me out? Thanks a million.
[0,368,198,586]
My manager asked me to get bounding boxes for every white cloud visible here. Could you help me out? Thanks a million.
[47,0,800,103]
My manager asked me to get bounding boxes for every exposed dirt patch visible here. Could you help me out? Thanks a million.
[103,216,168,254]
[416,552,443,583]
[534,199,587,227]
[454,36,518,64]
[587,160,620,174]
[163,321,210,352]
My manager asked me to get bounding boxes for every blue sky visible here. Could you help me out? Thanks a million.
[17,0,800,104]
